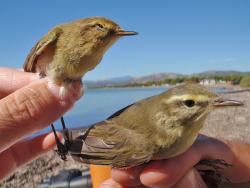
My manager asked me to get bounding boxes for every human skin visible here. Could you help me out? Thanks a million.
[0,67,78,180]
[100,135,250,188]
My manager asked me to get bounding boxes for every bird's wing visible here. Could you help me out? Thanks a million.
[69,121,154,168]
[23,27,63,72]
[107,103,134,119]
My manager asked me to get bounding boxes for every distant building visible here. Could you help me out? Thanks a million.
[199,79,216,85]
[219,80,226,84]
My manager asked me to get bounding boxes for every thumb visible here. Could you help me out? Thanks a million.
[0,78,78,152]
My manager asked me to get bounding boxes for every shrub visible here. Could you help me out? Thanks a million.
[240,74,250,88]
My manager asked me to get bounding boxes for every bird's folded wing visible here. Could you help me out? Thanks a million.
[23,27,63,72]
[69,121,154,168]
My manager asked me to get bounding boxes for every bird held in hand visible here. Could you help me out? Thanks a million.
[23,17,137,160]
[23,17,137,98]
[66,84,243,168]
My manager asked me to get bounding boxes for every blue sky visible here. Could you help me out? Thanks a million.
[0,0,249,80]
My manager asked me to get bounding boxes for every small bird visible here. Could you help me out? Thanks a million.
[64,84,243,168]
[23,17,137,98]
[23,17,137,157]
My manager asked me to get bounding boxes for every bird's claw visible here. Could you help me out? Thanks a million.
[55,145,68,161]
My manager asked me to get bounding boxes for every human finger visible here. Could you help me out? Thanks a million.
[0,78,78,152]
[139,135,233,187]
[0,132,61,180]
[111,166,145,187]
[0,67,38,98]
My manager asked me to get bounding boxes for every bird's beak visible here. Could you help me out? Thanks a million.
[116,30,138,36]
[213,98,244,107]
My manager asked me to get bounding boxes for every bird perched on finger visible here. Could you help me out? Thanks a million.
[23,17,137,98]
[66,84,243,168]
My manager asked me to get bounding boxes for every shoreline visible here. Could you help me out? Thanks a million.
[86,83,242,90]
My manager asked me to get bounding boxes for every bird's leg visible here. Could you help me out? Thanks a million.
[60,116,71,148]
[51,79,83,160]
[50,123,68,161]
[196,159,232,188]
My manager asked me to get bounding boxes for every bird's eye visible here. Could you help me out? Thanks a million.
[95,23,105,30]
[183,100,195,108]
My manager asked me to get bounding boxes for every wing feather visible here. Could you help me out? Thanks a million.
[69,121,154,168]
[23,27,63,72]
[107,103,134,119]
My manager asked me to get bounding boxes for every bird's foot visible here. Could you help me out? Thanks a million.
[50,122,69,161]
[54,142,69,161]
[196,159,232,188]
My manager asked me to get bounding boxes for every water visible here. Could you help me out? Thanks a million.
[35,86,228,136]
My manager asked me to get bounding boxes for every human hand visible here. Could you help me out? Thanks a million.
[0,68,79,180]
[100,135,250,188]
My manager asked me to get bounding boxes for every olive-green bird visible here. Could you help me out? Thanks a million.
[64,84,243,168]
[23,17,137,158]
[23,17,137,98]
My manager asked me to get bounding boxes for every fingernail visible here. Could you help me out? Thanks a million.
[47,80,83,102]
[99,183,121,188]
[99,183,114,188]
[42,133,59,149]
[47,81,67,101]
[47,81,77,103]
[99,180,121,188]
[141,171,172,188]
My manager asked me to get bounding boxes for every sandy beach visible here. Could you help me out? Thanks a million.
[1,90,250,188]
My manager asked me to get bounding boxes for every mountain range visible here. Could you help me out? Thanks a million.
[84,70,249,88]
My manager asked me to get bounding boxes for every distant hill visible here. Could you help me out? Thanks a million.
[132,73,185,83]
[84,73,185,88]
[84,76,134,88]
[84,70,250,88]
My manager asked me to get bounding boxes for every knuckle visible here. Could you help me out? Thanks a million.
[4,87,46,123]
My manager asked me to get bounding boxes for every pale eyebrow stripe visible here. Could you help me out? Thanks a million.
[165,94,209,103]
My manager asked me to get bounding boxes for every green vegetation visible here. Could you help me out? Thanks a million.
[88,73,249,89]
[240,74,250,88]
[111,74,246,88]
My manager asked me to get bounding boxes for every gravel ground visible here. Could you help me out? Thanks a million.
[202,91,250,143]
[1,90,249,188]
